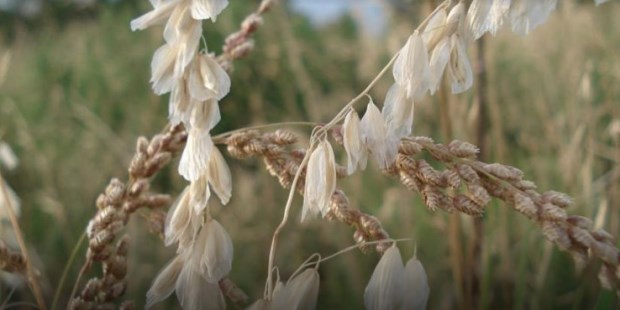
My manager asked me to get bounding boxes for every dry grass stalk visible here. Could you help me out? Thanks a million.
[0,173,46,309]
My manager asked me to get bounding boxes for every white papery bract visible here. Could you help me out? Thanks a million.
[189,174,211,215]
[509,0,557,35]
[382,83,414,139]
[364,246,406,310]
[207,146,232,205]
[179,127,215,181]
[343,109,367,175]
[169,79,192,126]
[467,0,511,39]
[271,268,320,310]
[176,263,226,310]
[393,31,430,100]
[165,188,193,247]
[164,4,200,45]
[146,254,185,309]
[447,35,473,94]
[302,140,336,222]
[360,99,397,170]
[189,99,221,131]
[188,53,231,102]
[189,219,233,283]
[427,38,451,94]
[190,0,229,21]
[130,0,181,31]
[402,256,430,310]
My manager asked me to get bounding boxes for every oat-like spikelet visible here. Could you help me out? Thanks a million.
[448,140,479,158]
[541,191,572,209]
[188,53,231,102]
[190,0,229,21]
[456,164,480,184]
[146,254,184,308]
[453,195,484,216]
[302,140,337,221]
[393,31,430,100]
[402,254,430,310]
[382,83,414,140]
[483,163,523,180]
[513,192,537,219]
[364,245,406,310]
[0,241,26,274]
[360,99,397,169]
[271,268,320,310]
[398,140,423,156]
[208,146,232,205]
[343,109,367,175]
[467,184,491,206]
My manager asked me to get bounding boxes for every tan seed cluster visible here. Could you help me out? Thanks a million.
[392,136,620,296]
[0,240,26,274]
[72,125,186,308]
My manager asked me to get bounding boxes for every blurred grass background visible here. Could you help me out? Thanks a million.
[0,0,619,309]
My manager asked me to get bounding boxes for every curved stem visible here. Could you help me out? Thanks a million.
[0,174,46,310]
[51,232,86,310]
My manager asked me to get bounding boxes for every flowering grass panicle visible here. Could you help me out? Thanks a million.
[51,0,620,309]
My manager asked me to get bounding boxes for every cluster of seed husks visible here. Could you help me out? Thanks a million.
[217,0,275,71]
[225,130,392,253]
[393,136,620,295]
[0,241,25,274]
[71,126,186,309]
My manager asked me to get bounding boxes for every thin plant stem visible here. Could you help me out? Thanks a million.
[51,232,87,310]
[0,173,47,310]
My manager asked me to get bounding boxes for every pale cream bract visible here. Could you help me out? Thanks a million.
[360,99,397,170]
[393,31,431,100]
[364,246,406,310]
[343,109,367,175]
[302,140,336,222]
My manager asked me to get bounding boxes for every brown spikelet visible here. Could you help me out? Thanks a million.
[219,277,249,305]
[396,153,417,170]
[456,164,480,184]
[448,140,479,158]
[274,129,297,145]
[399,140,423,156]
[399,170,420,192]
[483,163,524,180]
[566,215,593,230]
[514,180,537,191]
[443,169,461,189]
[467,184,491,206]
[416,160,444,187]
[421,185,442,212]
[541,191,572,209]
[453,195,484,216]
[513,192,538,219]
[0,242,26,274]
[136,137,149,155]
[541,222,572,250]
[540,203,567,222]
[570,227,597,248]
